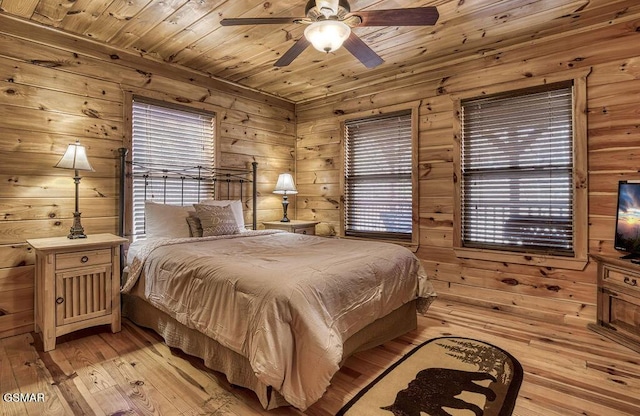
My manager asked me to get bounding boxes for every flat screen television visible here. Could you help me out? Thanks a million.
[614,181,640,258]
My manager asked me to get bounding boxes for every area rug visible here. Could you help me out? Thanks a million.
[337,337,523,416]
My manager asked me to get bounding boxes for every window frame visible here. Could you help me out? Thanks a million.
[340,103,420,247]
[123,93,220,240]
[452,70,589,270]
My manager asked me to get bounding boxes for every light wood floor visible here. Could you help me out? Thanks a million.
[1,299,639,415]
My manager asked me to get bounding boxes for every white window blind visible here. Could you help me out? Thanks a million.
[461,83,574,254]
[132,98,215,238]
[344,111,413,240]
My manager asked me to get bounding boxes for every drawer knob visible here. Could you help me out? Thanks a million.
[624,277,638,286]
[81,255,89,263]
[56,297,64,304]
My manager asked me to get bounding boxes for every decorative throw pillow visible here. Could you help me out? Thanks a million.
[198,199,246,231]
[186,212,203,237]
[194,204,240,236]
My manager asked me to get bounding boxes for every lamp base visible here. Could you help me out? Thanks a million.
[280,197,290,222]
[68,211,87,239]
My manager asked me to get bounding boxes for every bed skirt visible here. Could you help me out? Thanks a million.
[122,293,418,410]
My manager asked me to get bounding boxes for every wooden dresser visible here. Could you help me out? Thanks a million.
[589,254,640,354]
[27,233,128,351]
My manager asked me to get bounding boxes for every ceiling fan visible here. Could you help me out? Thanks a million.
[220,0,439,68]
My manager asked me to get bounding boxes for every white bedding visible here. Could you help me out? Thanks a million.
[122,231,435,410]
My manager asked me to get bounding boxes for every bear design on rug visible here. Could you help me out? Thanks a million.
[380,368,497,416]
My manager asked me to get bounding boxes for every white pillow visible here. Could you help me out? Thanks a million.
[198,199,246,231]
[144,201,192,238]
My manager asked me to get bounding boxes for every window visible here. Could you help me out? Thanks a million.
[344,111,415,241]
[456,80,587,263]
[131,98,215,238]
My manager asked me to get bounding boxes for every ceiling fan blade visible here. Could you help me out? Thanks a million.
[274,37,311,67]
[350,7,439,27]
[342,32,383,69]
[220,17,304,26]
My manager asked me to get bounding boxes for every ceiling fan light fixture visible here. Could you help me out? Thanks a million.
[304,20,351,53]
[224,1,438,68]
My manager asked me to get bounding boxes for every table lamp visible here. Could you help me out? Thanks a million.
[55,140,94,238]
[273,173,297,222]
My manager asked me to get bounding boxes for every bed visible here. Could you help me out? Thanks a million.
[117,149,436,410]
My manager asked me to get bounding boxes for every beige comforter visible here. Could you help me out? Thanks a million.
[122,230,435,410]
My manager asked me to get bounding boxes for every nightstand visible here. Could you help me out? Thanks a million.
[27,233,128,351]
[263,220,319,235]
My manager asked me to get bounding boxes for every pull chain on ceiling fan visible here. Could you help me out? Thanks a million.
[220,0,439,68]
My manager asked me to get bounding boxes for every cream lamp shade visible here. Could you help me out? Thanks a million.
[55,141,95,171]
[273,173,298,195]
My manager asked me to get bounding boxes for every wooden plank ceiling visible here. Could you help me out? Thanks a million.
[0,0,635,103]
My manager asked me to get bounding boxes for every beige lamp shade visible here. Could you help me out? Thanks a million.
[55,141,94,171]
[273,173,298,194]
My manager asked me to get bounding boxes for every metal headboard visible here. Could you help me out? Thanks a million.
[118,147,258,241]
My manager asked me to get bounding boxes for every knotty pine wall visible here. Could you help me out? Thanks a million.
[296,17,640,326]
[0,15,295,338]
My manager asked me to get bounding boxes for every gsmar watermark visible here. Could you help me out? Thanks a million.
[3,392,46,402]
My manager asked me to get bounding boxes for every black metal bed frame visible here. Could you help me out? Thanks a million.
[117,147,258,241]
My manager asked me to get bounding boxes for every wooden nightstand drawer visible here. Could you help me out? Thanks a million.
[294,226,315,235]
[56,249,112,270]
[603,266,640,295]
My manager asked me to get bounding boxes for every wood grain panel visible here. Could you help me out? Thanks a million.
[589,172,640,193]
[0,83,123,121]
[5,0,638,101]
[296,130,342,148]
[0,175,117,198]
[0,0,639,337]
[0,129,122,157]
[125,0,224,57]
[219,138,294,160]
[0,13,292,109]
[0,107,122,142]
[106,0,189,48]
[420,197,454,215]
[0,16,296,337]
[296,11,640,323]
[54,0,114,32]
[3,0,636,104]
[0,198,118,221]
[0,57,123,102]
[0,266,34,292]
[0,244,34,269]
[0,287,33,314]
[0,0,39,17]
